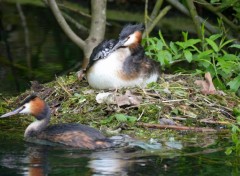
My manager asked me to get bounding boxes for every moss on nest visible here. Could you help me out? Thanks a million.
[0,73,239,141]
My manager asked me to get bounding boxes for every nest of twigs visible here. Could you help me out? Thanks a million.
[1,73,240,134]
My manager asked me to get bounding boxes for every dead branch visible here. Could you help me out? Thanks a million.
[16,3,32,76]
[62,12,88,33]
[82,0,106,69]
[186,0,203,40]
[199,119,231,125]
[57,3,91,18]
[46,0,107,72]
[149,0,164,21]
[166,0,218,34]
[144,5,172,38]
[47,0,85,48]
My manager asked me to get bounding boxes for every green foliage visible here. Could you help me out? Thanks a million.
[101,113,137,125]
[225,124,240,155]
[210,0,240,21]
[226,107,240,156]
[142,30,240,92]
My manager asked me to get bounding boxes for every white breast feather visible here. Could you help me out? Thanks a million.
[24,120,46,137]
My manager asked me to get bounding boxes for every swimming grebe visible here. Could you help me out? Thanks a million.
[86,24,160,89]
[0,94,113,149]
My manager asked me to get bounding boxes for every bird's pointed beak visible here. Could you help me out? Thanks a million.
[0,106,24,118]
[111,38,127,51]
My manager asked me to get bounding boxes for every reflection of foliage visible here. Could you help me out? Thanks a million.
[225,124,240,156]
[226,107,240,156]
[143,26,240,93]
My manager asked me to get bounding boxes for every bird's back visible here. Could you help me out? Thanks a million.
[88,39,118,69]
[32,123,112,149]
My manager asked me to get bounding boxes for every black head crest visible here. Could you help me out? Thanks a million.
[119,24,145,40]
[20,94,38,106]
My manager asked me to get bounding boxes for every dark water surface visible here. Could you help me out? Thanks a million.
[0,130,239,176]
[0,1,84,95]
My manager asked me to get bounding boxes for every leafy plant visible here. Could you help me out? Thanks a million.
[225,111,240,156]
[101,113,137,125]
[142,29,240,92]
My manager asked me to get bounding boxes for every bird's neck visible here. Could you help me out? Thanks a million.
[24,106,51,138]
[129,43,142,53]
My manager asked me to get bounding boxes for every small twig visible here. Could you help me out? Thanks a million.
[199,119,231,125]
[162,99,188,103]
[56,77,72,97]
[213,104,233,112]
[62,12,88,32]
[211,106,235,120]
[171,117,187,121]
[57,4,91,18]
[137,109,145,121]
[144,92,161,98]
[125,102,158,109]
[144,5,172,38]
[137,122,217,132]
[203,97,214,105]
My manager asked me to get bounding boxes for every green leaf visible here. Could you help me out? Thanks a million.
[170,42,178,54]
[183,50,192,62]
[172,54,182,60]
[209,34,222,41]
[216,59,229,72]
[115,114,128,122]
[145,52,154,57]
[220,39,235,49]
[232,124,239,133]
[205,38,219,52]
[146,45,158,51]
[237,116,240,125]
[233,108,240,117]
[114,114,137,123]
[225,147,233,155]
[100,115,114,124]
[157,40,164,50]
[176,39,201,49]
[232,133,239,143]
[227,75,240,92]
[171,108,179,115]
[127,116,137,123]
[197,50,213,60]
[213,78,226,90]
[230,44,240,49]
[157,50,172,66]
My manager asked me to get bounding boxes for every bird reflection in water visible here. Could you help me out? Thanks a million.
[24,145,49,176]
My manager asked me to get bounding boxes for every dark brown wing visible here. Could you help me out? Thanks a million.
[87,39,118,69]
[37,124,112,149]
[122,45,160,78]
